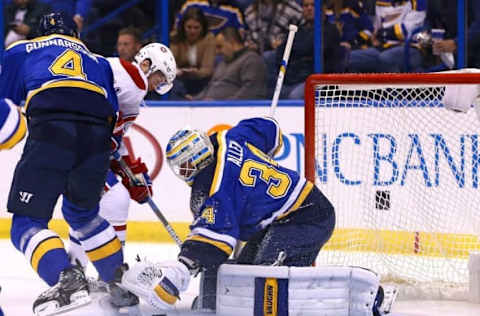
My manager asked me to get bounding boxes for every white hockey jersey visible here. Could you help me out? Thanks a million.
[106,58,148,189]
[108,57,148,128]
[0,98,26,150]
[108,57,148,157]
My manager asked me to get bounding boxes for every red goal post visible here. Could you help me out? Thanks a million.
[304,71,480,300]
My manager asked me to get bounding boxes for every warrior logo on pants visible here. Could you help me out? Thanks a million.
[19,191,34,203]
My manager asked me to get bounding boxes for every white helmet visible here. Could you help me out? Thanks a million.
[166,129,214,185]
[134,43,176,95]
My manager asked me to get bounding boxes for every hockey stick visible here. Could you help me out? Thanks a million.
[112,152,183,248]
[269,24,298,117]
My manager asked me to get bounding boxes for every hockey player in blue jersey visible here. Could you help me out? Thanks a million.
[0,12,137,315]
[0,97,25,316]
[118,116,336,312]
[0,98,27,150]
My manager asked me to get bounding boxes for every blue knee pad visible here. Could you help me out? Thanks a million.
[10,214,49,252]
[62,197,99,230]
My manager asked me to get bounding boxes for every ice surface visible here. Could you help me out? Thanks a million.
[1,240,480,315]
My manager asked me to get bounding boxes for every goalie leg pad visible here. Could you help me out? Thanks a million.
[217,264,381,316]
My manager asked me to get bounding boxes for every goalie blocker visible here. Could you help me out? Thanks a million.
[216,264,395,316]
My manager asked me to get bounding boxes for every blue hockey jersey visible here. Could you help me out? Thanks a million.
[0,98,26,150]
[184,117,314,259]
[0,34,118,118]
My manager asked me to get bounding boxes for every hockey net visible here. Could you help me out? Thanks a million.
[305,72,480,300]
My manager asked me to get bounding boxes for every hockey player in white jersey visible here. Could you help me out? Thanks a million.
[67,43,176,283]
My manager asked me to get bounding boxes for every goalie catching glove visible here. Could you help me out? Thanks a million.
[120,260,190,311]
[111,156,153,204]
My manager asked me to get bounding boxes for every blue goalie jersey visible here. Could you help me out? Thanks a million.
[0,34,118,118]
[186,117,314,259]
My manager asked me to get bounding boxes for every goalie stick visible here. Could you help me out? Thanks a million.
[112,152,183,247]
[269,24,298,117]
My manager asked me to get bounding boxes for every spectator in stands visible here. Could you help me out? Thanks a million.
[325,0,374,53]
[116,26,143,62]
[273,0,346,99]
[173,0,246,36]
[347,0,427,73]
[244,0,303,54]
[189,26,266,100]
[38,0,92,32]
[170,7,216,100]
[4,0,51,47]
[419,0,480,70]
[244,0,302,100]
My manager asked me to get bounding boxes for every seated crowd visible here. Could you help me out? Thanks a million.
[4,0,480,100]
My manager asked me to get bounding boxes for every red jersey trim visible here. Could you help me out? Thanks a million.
[119,59,147,90]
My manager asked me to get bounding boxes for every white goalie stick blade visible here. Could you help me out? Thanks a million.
[34,290,91,316]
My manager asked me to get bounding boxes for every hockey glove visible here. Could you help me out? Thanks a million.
[120,260,190,311]
[111,156,153,204]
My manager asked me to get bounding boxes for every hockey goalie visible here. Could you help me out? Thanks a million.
[114,116,397,315]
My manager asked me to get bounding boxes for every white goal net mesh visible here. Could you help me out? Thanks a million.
[307,73,480,299]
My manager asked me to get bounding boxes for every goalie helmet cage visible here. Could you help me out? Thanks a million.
[304,72,480,300]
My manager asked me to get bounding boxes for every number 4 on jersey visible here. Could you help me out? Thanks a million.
[49,49,86,79]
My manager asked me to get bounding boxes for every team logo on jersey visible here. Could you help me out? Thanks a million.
[200,207,216,224]
[19,191,34,203]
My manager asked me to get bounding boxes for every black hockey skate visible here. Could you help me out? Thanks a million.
[108,282,139,307]
[108,263,139,308]
[32,266,91,316]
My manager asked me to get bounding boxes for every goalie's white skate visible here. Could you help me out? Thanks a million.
[379,285,399,314]
[33,266,91,316]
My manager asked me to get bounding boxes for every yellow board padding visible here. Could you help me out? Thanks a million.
[323,228,480,259]
[0,219,191,243]
[0,218,479,258]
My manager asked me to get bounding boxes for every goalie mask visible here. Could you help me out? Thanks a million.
[166,129,214,184]
[134,43,176,95]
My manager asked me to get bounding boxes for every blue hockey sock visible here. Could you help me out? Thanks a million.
[10,214,71,286]
[62,198,123,282]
